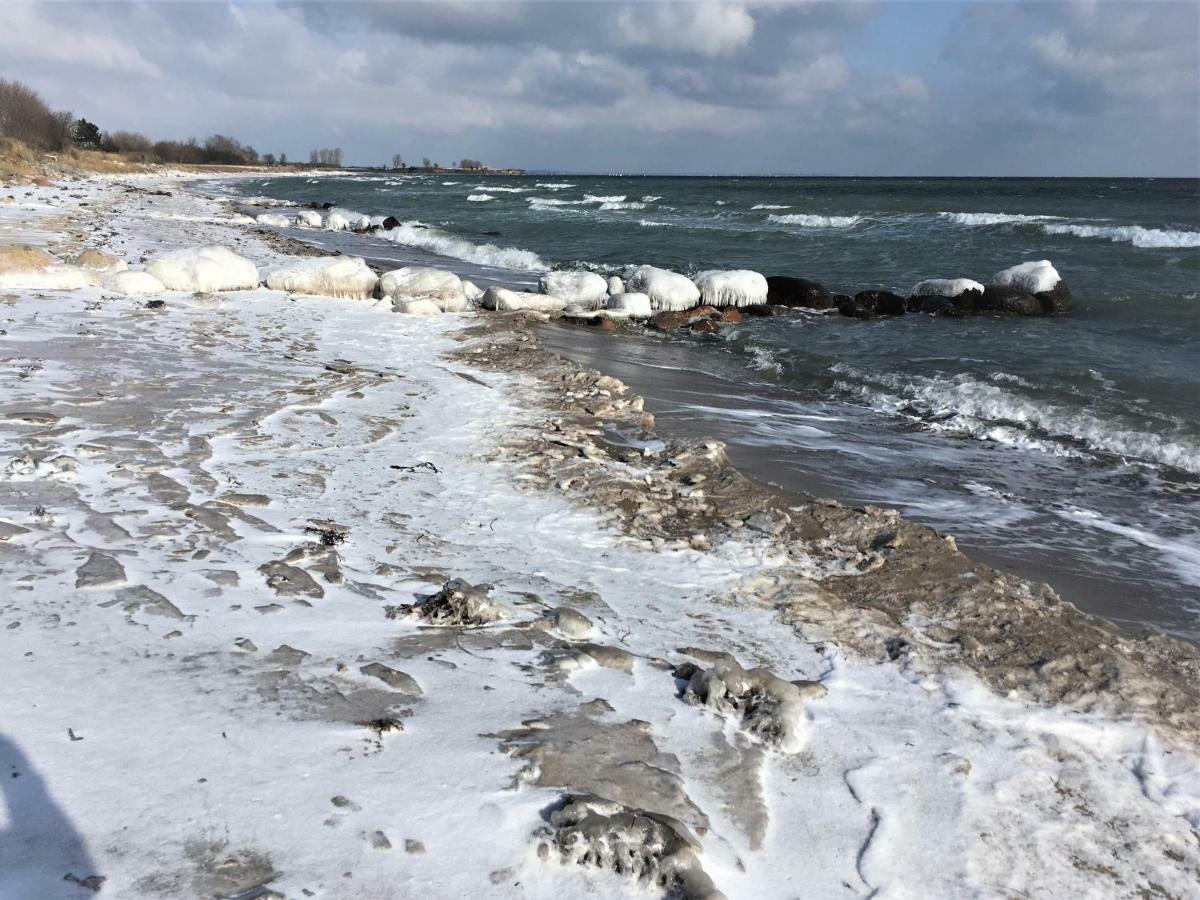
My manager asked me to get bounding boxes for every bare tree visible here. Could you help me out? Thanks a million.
[263,152,276,166]
[421,156,432,168]
[391,152,404,169]
[0,78,73,151]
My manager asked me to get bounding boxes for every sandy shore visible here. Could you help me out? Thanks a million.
[1,172,1198,899]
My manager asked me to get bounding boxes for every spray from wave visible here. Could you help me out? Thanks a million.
[940,211,1200,248]
[382,220,547,271]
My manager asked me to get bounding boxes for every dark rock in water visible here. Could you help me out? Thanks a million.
[720,308,743,324]
[982,285,1042,316]
[689,319,720,335]
[766,276,832,309]
[916,296,960,316]
[855,290,906,316]
[653,310,690,332]
[321,202,335,209]
[688,305,721,320]
[836,295,876,320]
[563,313,616,332]
[366,225,382,234]
[1036,281,1072,314]
[740,304,786,317]
[381,216,401,230]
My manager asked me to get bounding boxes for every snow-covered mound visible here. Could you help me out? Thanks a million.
[481,286,567,313]
[912,277,985,298]
[324,212,350,232]
[606,292,652,318]
[395,298,444,316]
[461,279,483,303]
[101,270,166,296]
[74,249,128,276]
[295,210,322,228]
[626,265,700,311]
[146,246,260,292]
[379,267,468,312]
[255,213,292,228]
[265,257,378,300]
[607,275,624,296]
[992,260,1062,295]
[693,269,768,308]
[539,271,608,309]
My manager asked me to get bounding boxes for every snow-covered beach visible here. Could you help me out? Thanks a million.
[2,172,1199,900]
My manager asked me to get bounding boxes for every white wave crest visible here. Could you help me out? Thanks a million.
[638,219,674,228]
[478,185,527,193]
[382,220,547,271]
[752,204,791,210]
[768,213,860,228]
[467,193,494,202]
[641,195,662,203]
[535,182,575,189]
[584,194,626,203]
[747,345,784,376]
[1042,223,1200,249]
[938,211,1060,226]
[441,181,460,185]
[599,201,646,210]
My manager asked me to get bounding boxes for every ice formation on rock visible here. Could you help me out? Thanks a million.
[460,279,483,303]
[265,257,378,300]
[146,246,260,292]
[73,249,127,275]
[394,298,443,316]
[481,286,567,313]
[626,266,700,311]
[675,655,825,752]
[101,270,167,296]
[550,607,593,639]
[388,579,503,625]
[295,210,322,228]
[606,292,653,318]
[992,259,1062,295]
[692,269,768,308]
[539,271,609,309]
[607,275,625,296]
[379,267,467,312]
[0,245,94,290]
[255,213,291,228]
[911,278,985,298]
[324,212,350,232]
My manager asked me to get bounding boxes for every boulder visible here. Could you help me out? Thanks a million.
[73,249,127,275]
[0,245,93,290]
[460,279,483,303]
[981,284,1042,316]
[539,271,609,309]
[353,215,372,232]
[379,267,467,312]
[719,308,743,323]
[395,298,443,316]
[916,295,968,317]
[740,304,788,317]
[265,256,379,300]
[911,278,984,300]
[255,213,291,228]
[765,275,832,309]
[992,260,1071,314]
[381,216,401,230]
[693,269,768,308]
[481,286,566,313]
[295,210,322,228]
[101,270,166,296]
[625,265,700,312]
[324,212,350,231]
[689,319,720,335]
[836,295,875,320]
[854,289,906,316]
[606,292,652,318]
[146,246,259,292]
[607,275,625,296]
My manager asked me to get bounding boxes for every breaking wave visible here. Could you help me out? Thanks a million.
[752,204,791,210]
[382,220,547,271]
[940,211,1200,248]
[535,182,575,189]
[467,193,494,202]
[768,213,861,228]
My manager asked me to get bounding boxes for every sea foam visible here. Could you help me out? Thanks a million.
[768,213,860,228]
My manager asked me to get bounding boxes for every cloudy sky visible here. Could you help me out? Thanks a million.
[3,0,1197,175]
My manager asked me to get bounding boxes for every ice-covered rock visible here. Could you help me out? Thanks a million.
[102,270,166,296]
[74,249,127,275]
[693,269,768,308]
[550,607,593,640]
[0,245,93,290]
[265,256,378,300]
[353,215,371,232]
[146,246,259,293]
[481,286,567,313]
[324,212,350,232]
[606,292,653,318]
[295,209,322,228]
[387,578,503,625]
[539,271,609,309]
[626,265,700,311]
[461,279,483,303]
[394,298,443,316]
[379,266,468,312]
[992,259,1061,295]
[675,655,826,753]
[911,277,984,298]
[607,275,625,296]
[255,213,292,228]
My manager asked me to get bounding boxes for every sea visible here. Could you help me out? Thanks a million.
[213,173,1200,642]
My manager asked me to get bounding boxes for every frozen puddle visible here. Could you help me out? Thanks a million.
[0,179,1197,899]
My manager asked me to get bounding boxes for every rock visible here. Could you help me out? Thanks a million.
[0,245,55,274]
[854,289,906,316]
[607,275,625,296]
[102,270,166,296]
[381,215,401,230]
[266,257,378,300]
[765,275,832,309]
[652,310,689,332]
[539,271,609,309]
[360,662,422,695]
[606,292,652,318]
[368,831,391,850]
[267,644,310,666]
[75,552,126,589]
[296,210,323,228]
[626,265,700,312]
[390,578,503,626]
[0,245,94,290]
[460,279,483,303]
[740,303,787,317]
[258,561,325,598]
[404,839,425,854]
[689,319,719,335]
[692,269,768,308]
[324,213,350,231]
[981,284,1042,316]
[394,298,443,315]
[146,246,259,292]
[915,295,966,316]
[836,295,875,320]
[73,249,127,274]
[255,213,291,227]
[551,607,593,640]
[480,286,566,313]
[911,277,984,301]
[719,308,742,323]
[0,520,31,541]
[379,266,467,311]
[991,260,1072,314]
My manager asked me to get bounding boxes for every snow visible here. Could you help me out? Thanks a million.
[379,266,468,312]
[255,212,292,228]
[0,171,1196,900]
[693,269,768,308]
[539,271,609,309]
[100,270,166,296]
[992,259,1062,294]
[911,277,985,298]
[606,292,653,318]
[145,245,260,292]
[0,264,94,291]
[265,256,379,300]
[625,265,701,312]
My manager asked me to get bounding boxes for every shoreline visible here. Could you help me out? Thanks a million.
[2,170,1198,898]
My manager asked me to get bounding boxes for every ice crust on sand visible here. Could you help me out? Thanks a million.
[626,265,700,312]
[539,271,609,309]
[992,259,1062,294]
[676,655,826,752]
[482,286,567,313]
[912,277,985,298]
[102,270,166,296]
[537,794,724,900]
[379,266,468,312]
[265,256,378,300]
[693,269,768,308]
[146,246,259,292]
[606,292,653,318]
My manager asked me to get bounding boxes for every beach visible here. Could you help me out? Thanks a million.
[2,169,1199,900]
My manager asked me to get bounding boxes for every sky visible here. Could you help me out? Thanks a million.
[2,0,1197,176]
